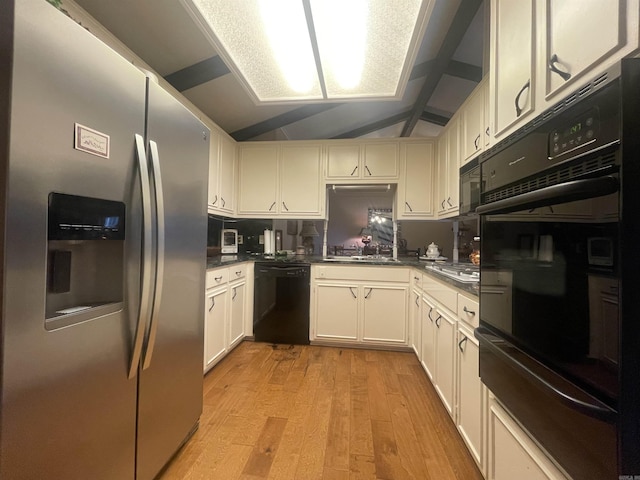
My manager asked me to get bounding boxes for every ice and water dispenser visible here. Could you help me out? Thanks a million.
[46,193,125,329]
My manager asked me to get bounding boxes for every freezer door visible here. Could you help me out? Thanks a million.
[1,1,146,479]
[135,80,208,480]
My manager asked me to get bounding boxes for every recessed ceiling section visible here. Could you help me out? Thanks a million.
[180,0,435,104]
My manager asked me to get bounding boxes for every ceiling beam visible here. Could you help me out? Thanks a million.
[331,111,411,139]
[400,0,483,137]
[231,103,343,141]
[445,60,483,83]
[164,55,230,92]
[419,110,451,127]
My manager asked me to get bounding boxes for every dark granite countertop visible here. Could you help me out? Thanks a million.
[206,254,478,297]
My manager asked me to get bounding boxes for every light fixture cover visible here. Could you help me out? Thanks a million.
[181,0,433,103]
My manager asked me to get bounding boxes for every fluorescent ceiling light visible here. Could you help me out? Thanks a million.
[181,0,433,104]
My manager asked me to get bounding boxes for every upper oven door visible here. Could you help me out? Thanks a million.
[477,167,620,408]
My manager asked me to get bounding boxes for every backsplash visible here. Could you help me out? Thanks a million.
[207,216,273,254]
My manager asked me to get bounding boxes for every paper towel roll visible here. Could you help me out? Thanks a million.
[264,229,274,254]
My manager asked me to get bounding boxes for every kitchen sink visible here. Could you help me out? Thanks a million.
[322,255,400,263]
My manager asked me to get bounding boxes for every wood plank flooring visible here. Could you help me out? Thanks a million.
[159,342,483,480]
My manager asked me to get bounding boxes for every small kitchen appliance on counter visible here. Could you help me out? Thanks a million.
[221,228,239,254]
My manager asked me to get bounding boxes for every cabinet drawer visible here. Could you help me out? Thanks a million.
[206,267,229,288]
[228,263,247,281]
[458,294,479,329]
[314,265,409,283]
[423,274,457,314]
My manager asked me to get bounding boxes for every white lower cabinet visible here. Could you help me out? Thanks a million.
[457,322,485,473]
[311,265,409,347]
[410,286,422,358]
[228,280,246,349]
[488,395,568,480]
[421,294,436,381]
[204,287,227,372]
[204,263,252,373]
[315,284,359,341]
[433,305,457,416]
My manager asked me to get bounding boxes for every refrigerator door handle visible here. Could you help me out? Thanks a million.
[129,134,154,379]
[142,140,165,370]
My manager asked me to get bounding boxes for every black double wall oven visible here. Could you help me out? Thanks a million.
[476,59,640,479]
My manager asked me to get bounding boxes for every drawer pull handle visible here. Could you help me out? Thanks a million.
[235,271,242,276]
[215,276,223,282]
[458,336,468,352]
[463,306,476,316]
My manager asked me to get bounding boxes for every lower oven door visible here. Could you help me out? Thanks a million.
[476,328,617,480]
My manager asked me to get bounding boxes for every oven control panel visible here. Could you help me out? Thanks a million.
[549,107,600,159]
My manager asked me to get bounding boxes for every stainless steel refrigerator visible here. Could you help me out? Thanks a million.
[0,1,208,478]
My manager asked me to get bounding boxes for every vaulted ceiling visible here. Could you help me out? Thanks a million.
[73,0,486,141]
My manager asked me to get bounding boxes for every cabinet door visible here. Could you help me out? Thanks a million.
[446,118,460,214]
[398,142,435,219]
[362,285,407,344]
[237,145,278,214]
[228,281,245,348]
[280,144,324,216]
[421,296,437,381]
[218,135,236,214]
[204,288,227,372]
[436,132,449,215]
[545,0,624,99]
[462,86,484,162]
[491,0,535,137]
[434,308,456,417]
[314,284,359,340]
[208,130,221,209]
[488,398,568,480]
[457,325,484,470]
[363,142,399,178]
[410,288,422,358]
[326,144,360,179]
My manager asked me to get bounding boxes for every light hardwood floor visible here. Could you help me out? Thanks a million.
[159,342,484,480]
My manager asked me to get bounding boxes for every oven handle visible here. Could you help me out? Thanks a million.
[475,328,617,424]
[477,175,618,216]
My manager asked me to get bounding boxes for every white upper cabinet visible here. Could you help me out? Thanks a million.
[397,140,436,219]
[436,116,460,218]
[237,142,325,218]
[280,144,324,215]
[208,130,236,216]
[326,141,399,181]
[462,79,486,163]
[490,0,640,142]
[490,0,536,138]
[543,0,634,101]
[237,144,279,215]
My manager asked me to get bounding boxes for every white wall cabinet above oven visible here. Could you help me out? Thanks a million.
[397,140,437,220]
[325,140,399,181]
[489,0,640,143]
[237,142,325,218]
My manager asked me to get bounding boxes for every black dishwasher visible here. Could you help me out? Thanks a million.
[253,263,310,345]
